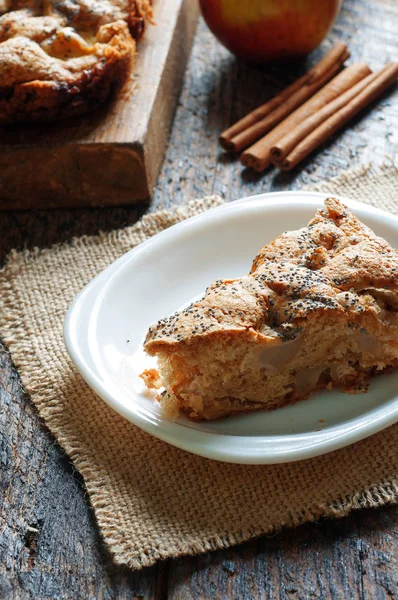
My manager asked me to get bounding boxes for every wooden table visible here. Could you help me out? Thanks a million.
[1,1,398,597]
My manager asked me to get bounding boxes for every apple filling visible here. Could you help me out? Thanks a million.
[153,312,398,420]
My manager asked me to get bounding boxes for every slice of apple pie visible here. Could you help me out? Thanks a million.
[142,198,398,420]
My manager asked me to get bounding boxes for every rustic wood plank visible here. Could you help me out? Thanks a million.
[166,508,398,600]
[0,203,146,264]
[1,0,398,597]
[0,0,199,209]
[0,340,165,599]
[358,507,398,599]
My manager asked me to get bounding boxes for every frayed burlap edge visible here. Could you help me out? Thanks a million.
[307,156,398,212]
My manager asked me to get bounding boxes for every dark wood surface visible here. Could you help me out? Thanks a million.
[1,0,398,597]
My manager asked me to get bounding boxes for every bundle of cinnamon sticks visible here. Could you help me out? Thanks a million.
[220,43,398,172]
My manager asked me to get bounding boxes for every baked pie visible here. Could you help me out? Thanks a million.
[0,0,152,123]
[143,198,398,420]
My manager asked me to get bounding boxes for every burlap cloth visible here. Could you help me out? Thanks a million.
[1,161,398,570]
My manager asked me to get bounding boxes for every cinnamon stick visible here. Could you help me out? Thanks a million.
[227,54,349,154]
[240,62,371,172]
[270,71,379,161]
[276,62,398,171]
[220,42,349,152]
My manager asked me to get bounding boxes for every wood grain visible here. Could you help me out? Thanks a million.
[0,0,199,209]
[166,509,398,600]
[1,0,398,598]
[0,340,166,600]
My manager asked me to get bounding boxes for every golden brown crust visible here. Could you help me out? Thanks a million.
[145,198,398,354]
[0,1,152,123]
[145,197,398,352]
[144,198,398,420]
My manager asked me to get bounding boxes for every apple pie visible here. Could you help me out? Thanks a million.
[0,0,152,123]
[143,198,398,420]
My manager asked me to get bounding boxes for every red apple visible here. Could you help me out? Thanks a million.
[199,0,342,63]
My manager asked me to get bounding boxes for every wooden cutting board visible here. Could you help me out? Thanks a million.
[0,0,198,209]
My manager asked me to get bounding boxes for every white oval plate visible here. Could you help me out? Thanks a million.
[64,192,398,464]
